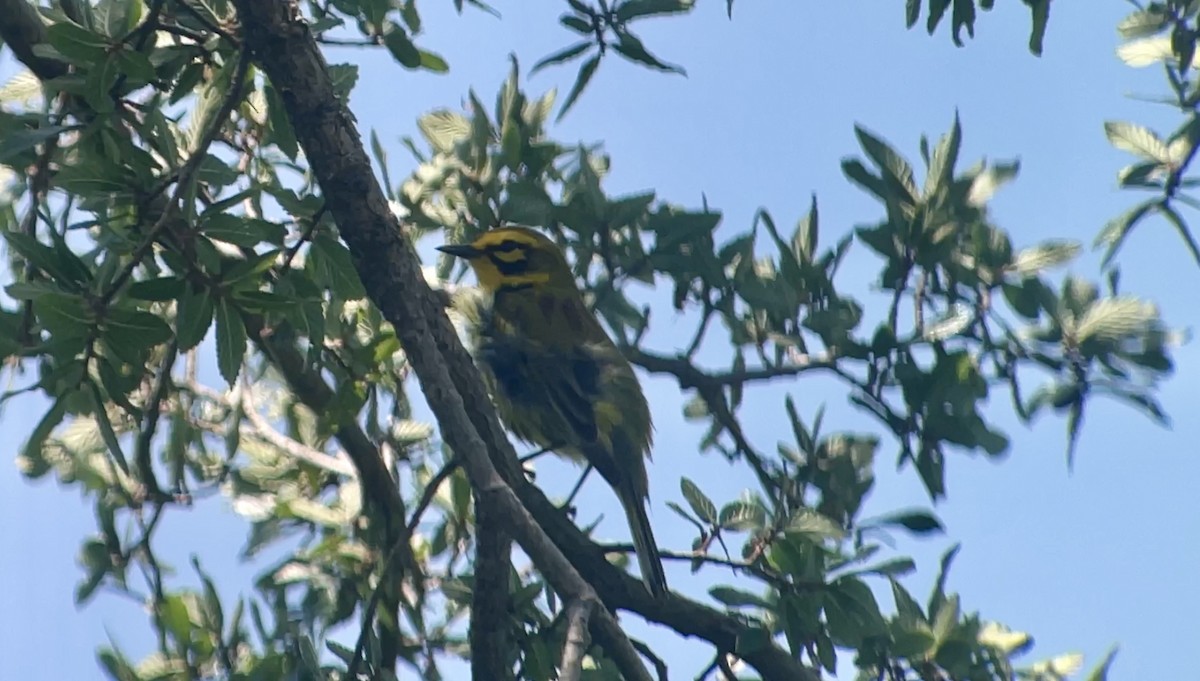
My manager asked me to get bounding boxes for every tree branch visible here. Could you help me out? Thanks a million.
[627,347,837,389]
[560,599,594,681]
[240,378,357,476]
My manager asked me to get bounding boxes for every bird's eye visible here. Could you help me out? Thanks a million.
[495,241,520,252]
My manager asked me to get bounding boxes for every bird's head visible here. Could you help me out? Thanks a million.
[437,226,577,293]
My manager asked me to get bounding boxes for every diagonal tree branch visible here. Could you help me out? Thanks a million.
[559,599,594,681]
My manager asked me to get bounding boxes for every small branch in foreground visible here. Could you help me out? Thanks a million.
[601,543,798,589]
[559,599,595,681]
[406,455,460,534]
[629,637,669,681]
[345,536,409,681]
[241,378,357,476]
[134,340,178,499]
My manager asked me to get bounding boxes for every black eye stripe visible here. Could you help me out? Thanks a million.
[490,240,522,253]
[487,253,530,275]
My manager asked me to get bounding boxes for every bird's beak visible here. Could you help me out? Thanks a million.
[436,243,481,259]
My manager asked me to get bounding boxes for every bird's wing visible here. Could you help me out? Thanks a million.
[533,343,603,445]
[483,333,603,446]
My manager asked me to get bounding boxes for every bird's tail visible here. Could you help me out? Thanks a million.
[618,489,668,598]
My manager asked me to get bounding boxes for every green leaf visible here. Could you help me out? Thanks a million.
[890,578,926,624]
[191,556,224,633]
[612,29,686,74]
[870,509,943,535]
[921,304,971,341]
[399,0,422,32]
[53,162,137,198]
[709,585,770,608]
[94,0,140,38]
[949,0,976,46]
[88,380,130,476]
[221,249,282,285]
[556,53,600,122]
[967,159,1020,206]
[45,21,110,65]
[841,159,890,203]
[103,308,173,351]
[792,194,819,261]
[680,477,717,524]
[1097,200,1157,269]
[264,79,299,160]
[214,297,246,386]
[36,292,94,338]
[784,509,846,541]
[97,356,142,417]
[2,232,91,289]
[384,28,422,68]
[1104,121,1170,161]
[175,285,214,351]
[855,558,915,577]
[418,49,450,73]
[22,397,68,462]
[615,0,695,22]
[417,109,471,152]
[75,539,112,605]
[1118,8,1169,39]
[234,289,310,313]
[928,543,961,619]
[831,575,887,635]
[531,41,593,74]
[1010,239,1080,275]
[665,500,704,532]
[201,214,287,247]
[96,647,138,681]
[113,49,155,84]
[733,626,772,657]
[161,594,195,647]
[680,394,708,421]
[1085,647,1120,681]
[0,124,73,164]
[718,500,766,532]
[560,13,593,34]
[127,277,185,301]
[327,63,359,103]
[855,124,917,202]
[1075,297,1157,343]
[309,234,366,300]
[891,621,937,658]
[925,112,961,197]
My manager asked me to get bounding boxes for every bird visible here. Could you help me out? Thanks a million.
[437,225,668,598]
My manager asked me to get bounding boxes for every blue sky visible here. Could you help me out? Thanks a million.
[3,2,1198,679]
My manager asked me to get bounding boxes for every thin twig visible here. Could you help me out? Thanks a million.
[562,463,593,508]
[134,340,178,498]
[240,378,357,476]
[405,456,460,534]
[629,637,670,681]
